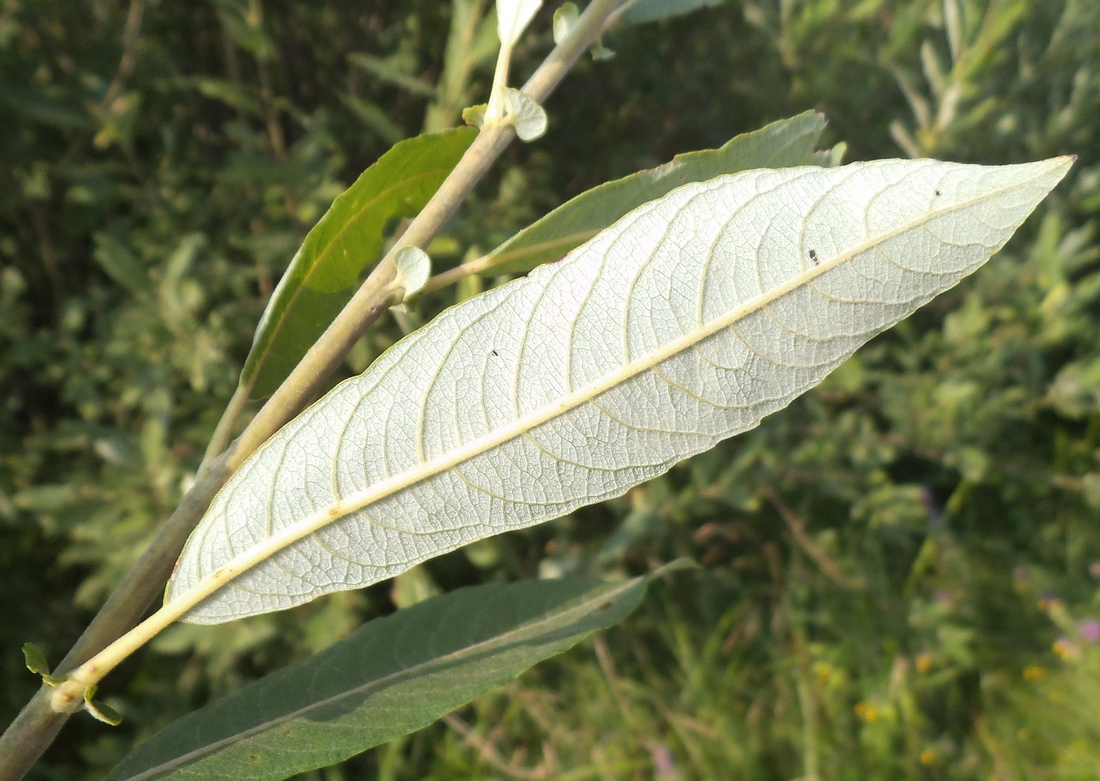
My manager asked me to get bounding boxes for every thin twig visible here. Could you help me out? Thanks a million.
[765,490,864,589]
[102,0,144,110]
[443,713,551,780]
[593,636,640,734]
[196,383,250,477]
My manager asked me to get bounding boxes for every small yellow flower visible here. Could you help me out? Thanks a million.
[1052,637,1080,661]
[854,701,879,723]
[915,651,933,674]
[919,748,936,766]
[1022,664,1045,681]
[813,661,835,686]
[1038,596,1065,613]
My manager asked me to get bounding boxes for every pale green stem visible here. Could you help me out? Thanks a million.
[196,382,251,478]
[484,39,513,125]
[421,249,497,295]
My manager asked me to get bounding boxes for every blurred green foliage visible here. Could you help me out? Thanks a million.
[1,0,1098,779]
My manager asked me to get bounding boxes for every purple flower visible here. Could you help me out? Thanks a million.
[1080,620,1100,644]
[651,744,676,774]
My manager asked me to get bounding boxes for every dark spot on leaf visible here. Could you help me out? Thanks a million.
[597,600,614,612]
[809,249,819,265]
[250,754,262,763]
[935,189,941,196]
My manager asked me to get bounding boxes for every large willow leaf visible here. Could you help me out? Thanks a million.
[169,157,1070,624]
[107,572,666,781]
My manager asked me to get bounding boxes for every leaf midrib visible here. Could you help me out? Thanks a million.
[123,580,638,780]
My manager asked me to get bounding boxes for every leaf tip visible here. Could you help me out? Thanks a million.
[1031,154,1076,192]
[653,558,698,577]
[497,0,544,48]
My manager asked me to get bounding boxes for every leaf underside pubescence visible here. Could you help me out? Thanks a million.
[168,157,1071,625]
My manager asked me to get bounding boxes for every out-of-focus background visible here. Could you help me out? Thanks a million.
[2,1,1099,778]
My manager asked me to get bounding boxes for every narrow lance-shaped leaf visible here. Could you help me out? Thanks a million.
[619,0,727,24]
[242,128,477,399]
[106,571,675,781]
[168,157,1071,624]
[470,111,827,279]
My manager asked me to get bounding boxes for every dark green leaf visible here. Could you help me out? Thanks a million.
[348,53,436,97]
[620,0,727,24]
[478,111,826,278]
[21,643,50,677]
[84,689,123,727]
[104,571,676,781]
[93,234,153,297]
[339,95,405,145]
[191,78,263,116]
[242,128,477,398]
[0,83,93,130]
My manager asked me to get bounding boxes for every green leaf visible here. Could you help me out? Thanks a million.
[339,95,405,146]
[464,89,547,141]
[93,234,153,297]
[242,128,477,399]
[168,155,1070,624]
[22,641,69,686]
[553,3,580,43]
[620,0,727,24]
[479,111,828,278]
[589,38,615,61]
[84,687,123,727]
[347,53,436,98]
[0,83,93,130]
[191,78,263,116]
[22,643,50,677]
[105,572,668,781]
[461,102,487,128]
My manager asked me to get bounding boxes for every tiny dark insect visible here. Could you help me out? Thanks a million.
[809,248,819,265]
[935,189,941,196]
[490,349,499,357]
[596,600,614,612]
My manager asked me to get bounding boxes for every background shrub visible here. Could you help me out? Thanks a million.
[2,1,1098,778]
